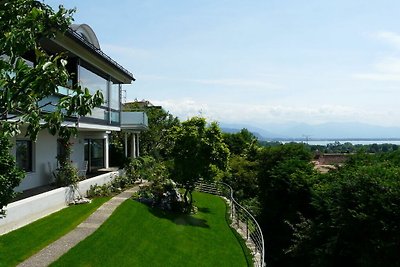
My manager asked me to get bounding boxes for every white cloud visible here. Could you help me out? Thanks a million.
[353,32,400,81]
[151,98,395,126]
[353,56,400,81]
[375,31,400,49]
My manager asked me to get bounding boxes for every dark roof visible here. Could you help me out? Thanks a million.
[66,28,135,81]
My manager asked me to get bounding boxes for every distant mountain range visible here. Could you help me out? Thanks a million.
[220,122,400,140]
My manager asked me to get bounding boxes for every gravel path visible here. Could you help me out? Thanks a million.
[17,187,140,267]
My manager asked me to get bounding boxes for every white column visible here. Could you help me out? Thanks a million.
[137,133,140,158]
[124,132,128,157]
[132,133,136,158]
[104,134,109,168]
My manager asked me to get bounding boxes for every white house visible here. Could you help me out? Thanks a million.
[0,24,148,235]
[11,23,148,192]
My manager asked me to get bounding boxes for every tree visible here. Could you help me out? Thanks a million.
[256,143,315,266]
[223,128,258,156]
[289,162,400,267]
[170,117,229,210]
[0,0,103,214]
[222,154,260,215]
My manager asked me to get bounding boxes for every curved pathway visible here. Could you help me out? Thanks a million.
[18,186,140,267]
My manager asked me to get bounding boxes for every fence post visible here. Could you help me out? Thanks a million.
[246,218,249,240]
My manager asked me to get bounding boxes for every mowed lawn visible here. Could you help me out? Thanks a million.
[52,192,250,267]
[0,197,110,267]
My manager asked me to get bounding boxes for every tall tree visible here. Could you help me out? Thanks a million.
[257,143,315,266]
[223,128,258,156]
[0,0,103,214]
[171,117,229,209]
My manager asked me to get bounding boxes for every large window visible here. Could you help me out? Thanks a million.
[110,83,120,110]
[84,139,104,172]
[110,83,121,123]
[79,65,108,105]
[16,140,33,172]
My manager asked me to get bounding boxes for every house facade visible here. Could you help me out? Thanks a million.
[12,24,148,192]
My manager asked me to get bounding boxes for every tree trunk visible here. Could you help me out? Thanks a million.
[188,190,193,207]
[184,188,189,207]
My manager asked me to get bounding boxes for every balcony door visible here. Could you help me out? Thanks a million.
[84,139,104,172]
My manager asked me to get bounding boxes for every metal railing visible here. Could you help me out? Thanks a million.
[67,28,135,80]
[195,181,265,267]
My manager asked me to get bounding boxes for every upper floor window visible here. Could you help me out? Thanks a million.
[79,65,108,105]
[16,140,33,172]
[110,83,120,110]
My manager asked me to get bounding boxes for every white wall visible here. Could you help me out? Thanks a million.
[14,129,109,192]
[0,171,120,236]
[15,131,58,192]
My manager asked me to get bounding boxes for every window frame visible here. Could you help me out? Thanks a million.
[16,139,34,172]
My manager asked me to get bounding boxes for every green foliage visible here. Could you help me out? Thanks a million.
[87,174,138,198]
[308,141,399,154]
[289,163,400,267]
[223,128,258,156]
[137,178,184,212]
[54,138,79,187]
[223,155,260,215]
[170,117,229,208]
[0,135,25,216]
[217,140,400,266]
[125,156,168,182]
[256,143,315,266]
[54,163,79,188]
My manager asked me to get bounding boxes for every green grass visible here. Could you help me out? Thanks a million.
[0,197,110,267]
[52,192,250,267]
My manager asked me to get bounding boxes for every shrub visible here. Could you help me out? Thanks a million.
[0,136,25,216]
[136,178,184,213]
[125,156,169,182]
[86,174,133,198]
[55,163,79,187]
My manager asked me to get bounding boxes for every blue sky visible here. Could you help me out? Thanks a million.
[44,0,400,128]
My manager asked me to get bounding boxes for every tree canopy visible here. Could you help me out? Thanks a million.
[170,117,229,208]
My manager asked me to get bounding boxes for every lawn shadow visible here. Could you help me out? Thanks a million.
[145,204,210,228]
[197,207,211,214]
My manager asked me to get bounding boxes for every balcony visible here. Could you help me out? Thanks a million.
[120,112,148,131]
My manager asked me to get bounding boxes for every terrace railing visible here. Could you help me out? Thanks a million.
[195,181,266,267]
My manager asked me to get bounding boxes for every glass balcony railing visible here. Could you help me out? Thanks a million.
[120,112,148,131]
[56,86,75,96]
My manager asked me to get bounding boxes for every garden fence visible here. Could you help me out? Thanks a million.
[195,181,266,267]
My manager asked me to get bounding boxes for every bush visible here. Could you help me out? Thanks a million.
[86,174,133,198]
[55,163,79,187]
[125,156,168,182]
[0,136,25,216]
[136,178,184,213]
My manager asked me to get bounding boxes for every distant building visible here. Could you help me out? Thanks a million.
[124,100,162,110]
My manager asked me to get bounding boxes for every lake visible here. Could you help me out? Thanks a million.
[279,140,400,146]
